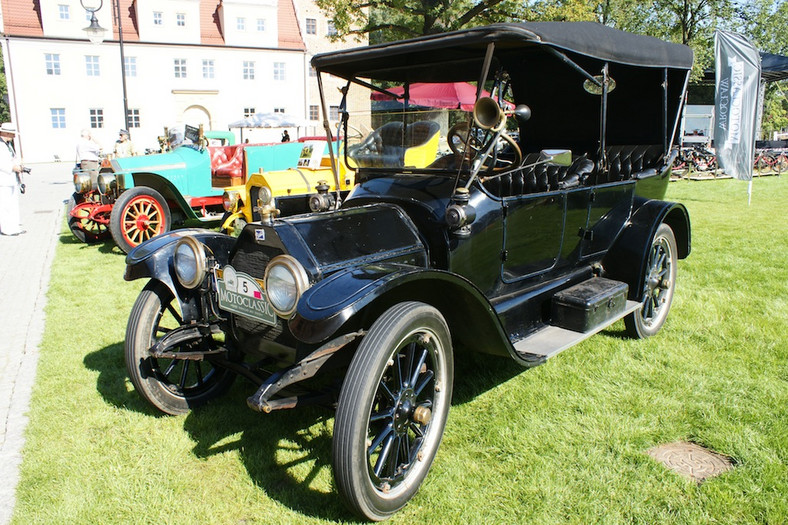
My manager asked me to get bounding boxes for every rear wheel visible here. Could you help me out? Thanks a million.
[333,302,453,521]
[125,281,235,415]
[67,194,110,243]
[110,187,171,253]
[775,154,788,174]
[625,223,678,338]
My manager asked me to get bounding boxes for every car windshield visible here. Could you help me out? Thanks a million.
[339,78,518,175]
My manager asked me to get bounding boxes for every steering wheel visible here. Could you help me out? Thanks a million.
[448,121,522,172]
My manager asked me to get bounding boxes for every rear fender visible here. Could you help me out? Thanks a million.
[124,229,236,320]
[289,264,516,359]
[602,199,690,301]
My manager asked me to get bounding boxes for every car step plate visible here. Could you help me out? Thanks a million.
[514,300,641,360]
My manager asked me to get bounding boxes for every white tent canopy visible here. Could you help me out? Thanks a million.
[228,112,306,129]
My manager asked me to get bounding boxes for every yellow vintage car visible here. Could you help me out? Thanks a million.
[220,123,441,234]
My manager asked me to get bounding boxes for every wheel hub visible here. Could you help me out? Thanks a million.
[135,214,152,232]
[394,389,416,433]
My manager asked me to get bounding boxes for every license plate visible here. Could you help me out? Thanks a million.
[216,265,277,326]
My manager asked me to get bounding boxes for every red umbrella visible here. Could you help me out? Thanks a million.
[371,82,512,111]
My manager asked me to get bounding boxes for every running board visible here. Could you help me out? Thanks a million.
[514,300,641,362]
[194,214,224,222]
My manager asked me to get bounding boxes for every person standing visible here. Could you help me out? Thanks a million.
[114,129,137,157]
[76,129,102,186]
[0,122,24,236]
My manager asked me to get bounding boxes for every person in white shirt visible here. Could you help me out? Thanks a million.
[76,129,102,186]
[0,122,24,236]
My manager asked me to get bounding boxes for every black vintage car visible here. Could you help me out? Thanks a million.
[123,22,693,521]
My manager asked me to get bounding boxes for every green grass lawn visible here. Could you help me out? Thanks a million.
[12,176,788,524]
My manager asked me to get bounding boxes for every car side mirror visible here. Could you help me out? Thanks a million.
[540,149,572,167]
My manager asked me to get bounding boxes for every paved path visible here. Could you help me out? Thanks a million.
[0,162,72,525]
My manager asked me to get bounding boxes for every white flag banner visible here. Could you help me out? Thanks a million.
[714,31,762,182]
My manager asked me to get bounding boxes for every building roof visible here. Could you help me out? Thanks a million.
[200,0,223,45]
[116,0,140,42]
[278,0,305,50]
[0,0,305,49]
[0,0,42,37]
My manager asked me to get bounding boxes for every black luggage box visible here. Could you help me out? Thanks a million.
[551,278,628,333]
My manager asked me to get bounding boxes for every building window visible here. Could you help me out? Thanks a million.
[176,13,185,27]
[58,4,69,20]
[273,107,285,114]
[243,61,255,80]
[127,109,140,128]
[202,59,215,79]
[50,108,66,129]
[309,66,317,78]
[257,19,265,32]
[45,54,61,75]
[174,59,187,78]
[244,107,255,117]
[329,106,339,121]
[124,56,137,77]
[236,17,245,30]
[306,18,316,35]
[89,109,104,129]
[273,62,285,81]
[309,105,319,121]
[85,55,100,76]
[153,12,162,25]
[327,21,337,36]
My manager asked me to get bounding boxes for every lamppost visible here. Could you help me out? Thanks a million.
[81,0,130,132]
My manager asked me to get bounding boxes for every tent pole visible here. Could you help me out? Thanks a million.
[748,179,752,206]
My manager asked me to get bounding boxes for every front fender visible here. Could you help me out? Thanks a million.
[289,263,515,359]
[124,229,236,320]
[602,199,691,301]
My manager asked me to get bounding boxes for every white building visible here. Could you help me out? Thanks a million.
[0,0,365,162]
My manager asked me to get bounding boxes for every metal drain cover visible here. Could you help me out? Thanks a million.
[647,442,733,483]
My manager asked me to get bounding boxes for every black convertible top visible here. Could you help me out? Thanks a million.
[312,22,694,81]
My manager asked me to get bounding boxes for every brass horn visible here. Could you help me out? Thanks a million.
[473,97,506,132]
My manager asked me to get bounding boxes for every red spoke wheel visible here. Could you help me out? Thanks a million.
[110,187,172,253]
[67,194,110,243]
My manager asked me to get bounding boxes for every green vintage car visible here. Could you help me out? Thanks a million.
[69,130,307,253]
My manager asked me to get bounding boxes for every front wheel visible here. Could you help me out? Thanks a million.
[625,223,678,338]
[110,187,172,253]
[67,194,110,243]
[333,302,454,521]
[125,281,236,415]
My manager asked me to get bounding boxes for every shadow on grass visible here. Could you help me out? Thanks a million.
[452,350,531,405]
[183,388,355,522]
[58,231,121,253]
[83,342,169,417]
[83,340,530,521]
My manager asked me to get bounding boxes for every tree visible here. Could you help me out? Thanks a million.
[314,0,597,44]
[0,50,9,123]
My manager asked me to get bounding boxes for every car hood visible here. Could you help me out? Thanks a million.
[110,145,205,174]
[230,203,429,280]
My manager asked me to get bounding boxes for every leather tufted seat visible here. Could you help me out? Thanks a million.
[604,145,664,182]
[483,153,595,198]
[210,144,247,186]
